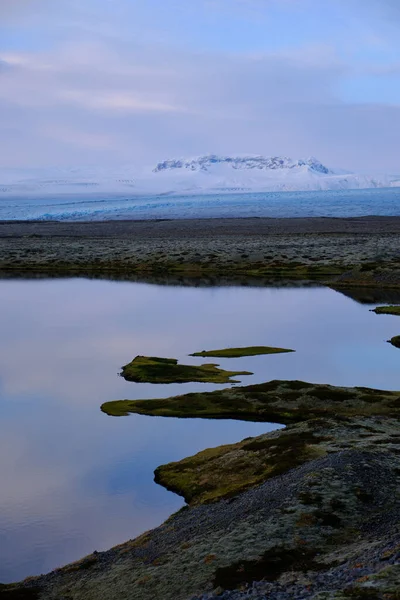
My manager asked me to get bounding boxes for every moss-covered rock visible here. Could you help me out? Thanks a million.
[119,355,252,384]
[190,346,294,358]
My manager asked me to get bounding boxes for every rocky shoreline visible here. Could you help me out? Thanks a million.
[4,380,400,600]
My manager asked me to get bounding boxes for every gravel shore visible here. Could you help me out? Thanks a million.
[9,448,399,600]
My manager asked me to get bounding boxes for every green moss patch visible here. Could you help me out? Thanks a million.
[190,346,294,358]
[154,426,325,505]
[120,355,252,384]
[372,305,400,316]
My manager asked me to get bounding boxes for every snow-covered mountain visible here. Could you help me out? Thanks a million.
[153,155,331,175]
[0,155,398,197]
[149,155,398,194]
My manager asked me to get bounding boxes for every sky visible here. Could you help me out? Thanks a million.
[0,0,399,172]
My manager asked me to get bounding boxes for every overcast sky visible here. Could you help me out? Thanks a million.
[0,0,399,171]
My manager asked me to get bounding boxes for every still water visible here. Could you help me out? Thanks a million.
[0,279,399,582]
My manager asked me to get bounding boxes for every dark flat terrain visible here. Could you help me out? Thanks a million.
[1,217,400,291]
[3,215,400,237]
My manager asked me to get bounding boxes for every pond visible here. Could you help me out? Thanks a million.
[0,279,399,583]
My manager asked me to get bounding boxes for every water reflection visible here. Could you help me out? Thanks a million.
[0,279,399,582]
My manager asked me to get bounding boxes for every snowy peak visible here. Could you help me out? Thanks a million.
[153,155,331,175]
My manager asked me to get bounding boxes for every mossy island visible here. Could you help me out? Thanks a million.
[371,306,400,350]
[372,305,400,316]
[190,345,294,358]
[120,355,252,384]
[388,335,400,349]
